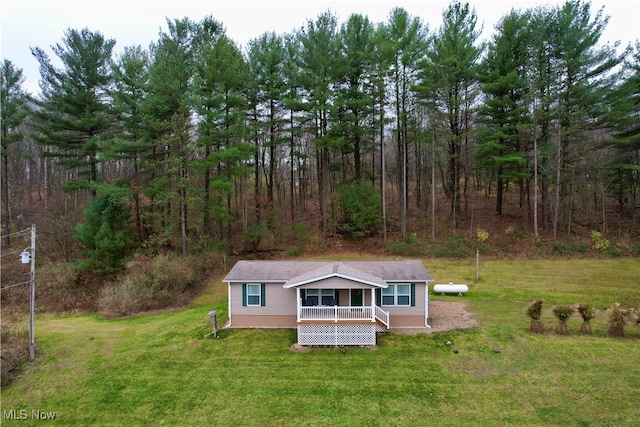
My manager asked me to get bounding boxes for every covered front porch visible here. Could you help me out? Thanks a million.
[295,287,390,329]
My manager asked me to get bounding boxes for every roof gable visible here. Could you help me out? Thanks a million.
[283,262,387,288]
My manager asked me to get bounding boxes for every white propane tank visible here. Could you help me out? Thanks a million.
[433,282,468,296]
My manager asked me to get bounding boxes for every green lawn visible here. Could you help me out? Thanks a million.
[2,258,639,426]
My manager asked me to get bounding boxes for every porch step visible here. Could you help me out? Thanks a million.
[375,319,389,333]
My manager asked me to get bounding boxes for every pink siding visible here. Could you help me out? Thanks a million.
[228,278,428,329]
[229,282,297,316]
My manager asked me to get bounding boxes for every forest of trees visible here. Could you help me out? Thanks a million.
[2,0,639,272]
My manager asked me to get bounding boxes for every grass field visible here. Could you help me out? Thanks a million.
[2,258,639,426]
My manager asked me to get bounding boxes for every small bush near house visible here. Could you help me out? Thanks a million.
[552,304,574,335]
[605,302,634,337]
[526,299,545,333]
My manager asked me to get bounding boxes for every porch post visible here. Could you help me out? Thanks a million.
[296,287,300,322]
[371,288,375,322]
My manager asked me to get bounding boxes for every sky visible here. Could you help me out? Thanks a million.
[1,0,639,95]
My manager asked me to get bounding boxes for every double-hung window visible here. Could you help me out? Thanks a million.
[303,289,336,306]
[305,289,319,306]
[396,284,411,306]
[321,289,335,305]
[382,286,395,305]
[243,283,265,306]
[380,284,414,306]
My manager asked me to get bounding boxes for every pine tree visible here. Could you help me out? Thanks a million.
[478,10,530,217]
[30,28,115,195]
[423,1,483,226]
[1,60,29,247]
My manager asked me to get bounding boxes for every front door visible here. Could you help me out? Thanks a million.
[350,289,363,307]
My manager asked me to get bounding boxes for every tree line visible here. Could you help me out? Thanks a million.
[2,0,639,272]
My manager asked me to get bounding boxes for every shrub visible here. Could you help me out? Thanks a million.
[74,188,135,274]
[434,233,470,258]
[590,230,610,252]
[386,235,426,256]
[552,304,574,335]
[526,299,545,333]
[605,302,634,337]
[98,255,204,318]
[336,182,381,238]
[577,304,597,334]
[242,223,271,253]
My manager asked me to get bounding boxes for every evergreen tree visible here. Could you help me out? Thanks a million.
[606,42,640,223]
[141,18,195,253]
[192,31,253,241]
[386,7,426,237]
[298,11,340,234]
[109,45,151,242]
[423,1,483,226]
[478,10,531,216]
[30,28,115,194]
[74,186,134,274]
[335,13,376,183]
[247,31,288,223]
[1,60,30,247]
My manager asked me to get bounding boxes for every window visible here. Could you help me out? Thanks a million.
[397,284,411,306]
[303,289,336,306]
[321,289,335,305]
[305,289,319,306]
[379,284,414,306]
[382,285,395,306]
[243,283,265,306]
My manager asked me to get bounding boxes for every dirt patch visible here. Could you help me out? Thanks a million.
[391,301,479,334]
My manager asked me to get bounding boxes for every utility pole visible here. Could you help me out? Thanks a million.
[29,224,36,361]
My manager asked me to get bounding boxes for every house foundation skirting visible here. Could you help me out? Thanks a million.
[297,324,376,346]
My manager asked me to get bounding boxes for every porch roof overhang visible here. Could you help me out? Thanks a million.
[283,262,388,289]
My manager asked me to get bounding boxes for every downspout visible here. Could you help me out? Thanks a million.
[226,283,232,328]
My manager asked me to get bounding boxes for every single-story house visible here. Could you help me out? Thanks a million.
[223,260,433,346]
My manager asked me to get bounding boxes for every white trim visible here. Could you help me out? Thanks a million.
[227,283,232,327]
[425,281,431,328]
[283,273,388,289]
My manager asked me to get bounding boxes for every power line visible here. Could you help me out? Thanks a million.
[0,280,30,291]
[0,248,30,258]
[0,227,32,239]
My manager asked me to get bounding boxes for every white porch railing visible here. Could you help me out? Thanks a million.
[375,305,390,328]
[299,305,390,327]
[300,306,373,322]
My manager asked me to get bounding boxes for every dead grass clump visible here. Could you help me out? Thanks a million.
[577,304,597,334]
[1,327,29,386]
[98,254,204,318]
[526,299,545,333]
[552,304,575,335]
[606,303,634,337]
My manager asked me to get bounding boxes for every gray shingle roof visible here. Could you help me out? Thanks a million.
[223,260,432,285]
